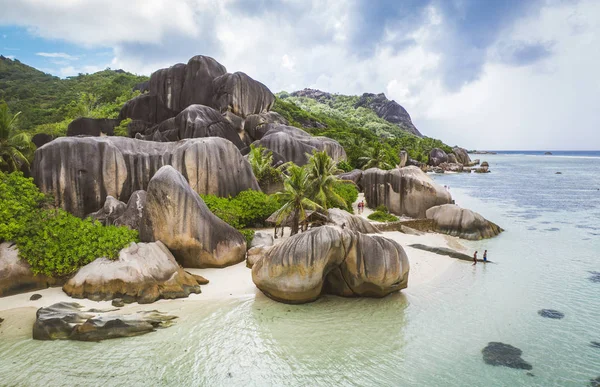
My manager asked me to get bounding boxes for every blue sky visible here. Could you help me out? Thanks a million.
[0,0,599,150]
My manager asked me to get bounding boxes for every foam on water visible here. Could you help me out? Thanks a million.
[1,154,599,386]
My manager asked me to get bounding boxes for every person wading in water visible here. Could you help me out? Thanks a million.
[472,251,478,266]
[483,250,488,262]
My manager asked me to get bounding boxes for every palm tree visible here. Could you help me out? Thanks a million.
[248,144,274,183]
[358,142,392,170]
[306,150,347,210]
[274,164,322,235]
[0,101,34,173]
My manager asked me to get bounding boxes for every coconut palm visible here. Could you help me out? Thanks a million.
[358,142,392,170]
[0,101,34,173]
[274,164,322,235]
[247,144,285,188]
[306,150,347,210]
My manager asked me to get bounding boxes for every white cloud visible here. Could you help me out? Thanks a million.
[6,55,15,59]
[36,52,78,60]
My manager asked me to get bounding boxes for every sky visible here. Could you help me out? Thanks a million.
[0,0,599,150]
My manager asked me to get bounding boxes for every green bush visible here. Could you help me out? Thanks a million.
[367,210,398,222]
[336,160,353,173]
[114,118,131,137]
[0,171,138,277]
[201,189,281,229]
[331,181,358,212]
[239,229,256,248]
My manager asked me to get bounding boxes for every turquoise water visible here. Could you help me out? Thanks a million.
[1,154,599,386]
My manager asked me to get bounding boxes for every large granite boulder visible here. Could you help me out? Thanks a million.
[32,302,176,341]
[252,226,409,304]
[113,190,147,231]
[212,72,275,118]
[118,93,177,125]
[447,153,458,164]
[327,208,379,234]
[426,204,503,240]
[428,148,449,167]
[67,117,120,137]
[140,166,247,268]
[338,169,364,189]
[254,124,346,166]
[362,166,452,218]
[63,242,201,303]
[137,105,246,149]
[244,112,288,142]
[32,137,260,217]
[452,147,471,166]
[1,243,53,297]
[87,196,126,226]
[31,133,53,148]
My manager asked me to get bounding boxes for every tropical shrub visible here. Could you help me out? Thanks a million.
[331,181,359,212]
[247,144,283,187]
[201,189,281,229]
[367,210,398,222]
[0,171,138,277]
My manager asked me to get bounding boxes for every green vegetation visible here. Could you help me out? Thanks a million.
[332,182,359,212]
[0,57,147,136]
[272,95,453,168]
[367,206,398,222]
[0,101,35,172]
[201,189,282,246]
[247,144,284,188]
[306,150,347,210]
[0,171,139,277]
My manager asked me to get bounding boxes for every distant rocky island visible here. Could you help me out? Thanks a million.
[0,54,502,341]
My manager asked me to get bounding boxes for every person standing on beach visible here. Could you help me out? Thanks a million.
[483,250,487,262]
[473,251,478,265]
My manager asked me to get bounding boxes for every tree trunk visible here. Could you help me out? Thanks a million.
[291,209,299,235]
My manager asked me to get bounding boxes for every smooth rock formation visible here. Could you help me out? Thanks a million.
[88,196,126,226]
[452,147,472,166]
[254,124,346,166]
[398,150,408,168]
[538,309,564,319]
[252,226,409,304]
[33,136,259,217]
[1,243,52,297]
[447,153,458,164]
[32,302,176,341]
[113,190,147,231]
[244,112,288,142]
[63,242,202,304]
[428,148,449,167]
[67,117,119,137]
[250,231,274,249]
[338,169,363,189]
[482,342,532,370]
[327,208,379,234]
[246,245,271,269]
[140,166,247,268]
[118,94,177,127]
[362,166,453,218]
[426,204,503,240]
[212,72,274,118]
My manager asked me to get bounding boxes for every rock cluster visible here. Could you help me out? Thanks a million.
[425,204,503,240]
[362,166,453,218]
[252,226,409,304]
[33,136,259,217]
[62,242,202,303]
[140,166,247,268]
[0,243,53,297]
[32,302,176,341]
[481,342,532,370]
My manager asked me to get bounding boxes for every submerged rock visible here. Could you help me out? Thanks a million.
[590,376,600,387]
[252,226,409,304]
[140,166,247,268]
[32,302,176,341]
[63,242,201,304]
[588,271,600,283]
[33,136,259,217]
[590,341,600,349]
[538,309,565,319]
[481,342,532,370]
[425,204,503,240]
[1,242,53,297]
[362,166,452,218]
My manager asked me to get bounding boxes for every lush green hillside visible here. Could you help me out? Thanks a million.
[0,55,148,135]
[272,95,452,169]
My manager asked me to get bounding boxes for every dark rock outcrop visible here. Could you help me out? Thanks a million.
[30,293,42,301]
[63,242,201,303]
[338,169,363,190]
[362,166,452,218]
[32,302,176,341]
[1,243,53,297]
[132,80,149,93]
[426,204,503,240]
[67,117,120,137]
[244,112,288,142]
[355,93,422,137]
[428,148,449,167]
[31,133,54,148]
[538,309,564,319]
[88,196,126,226]
[118,94,178,126]
[481,342,532,370]
[140,166,247,268]
[212,72,274,118]
[33,137,259,217]
[252,226,409,304]
[589,271,600,283]
[254,124,346,166]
